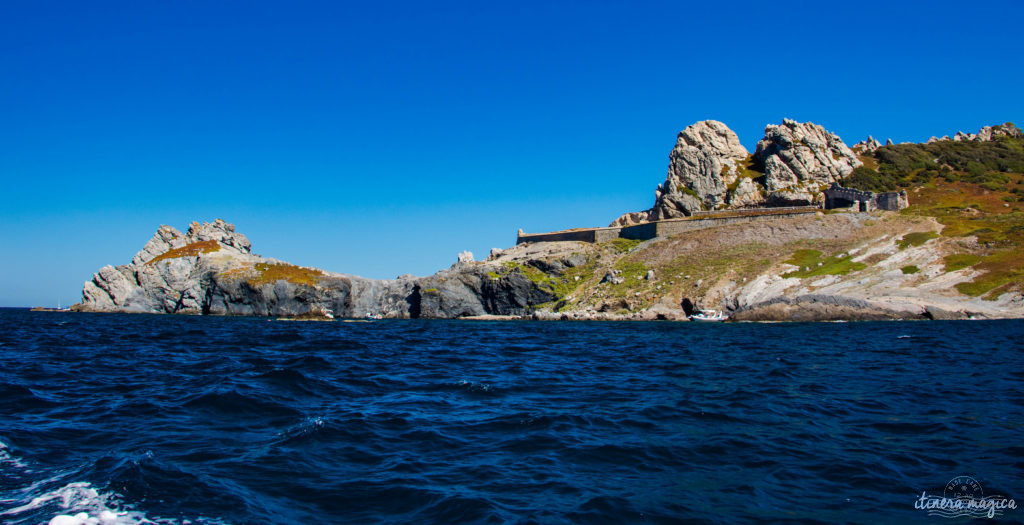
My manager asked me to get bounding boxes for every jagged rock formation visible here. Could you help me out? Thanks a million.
[77,220,587,319]
[82,220,254,314]
[613,120,748,225]
[851,136,882,154]
[947,122,1022,142]
[852,122,1020,152]
[612,118,860,225]
[753,119,862,206]
[652,120,749,219]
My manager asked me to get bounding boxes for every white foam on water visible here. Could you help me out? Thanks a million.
[0,439,233,524]
[0,481,152,524]
[1,479,235,525]
[0,439,31,471]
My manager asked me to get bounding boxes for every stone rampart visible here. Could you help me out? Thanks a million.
[515,227,622,244]
[517,207,819,245]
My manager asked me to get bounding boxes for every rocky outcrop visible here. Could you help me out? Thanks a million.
[652,120,750,219]
[612,120,750,225]
[870,123,1023,148]
[612,118,861,225]
[945,122,1022,142]
[753,119,861,206]
[729,294,906,322]
[82,219,254,314]
[77,220,584,319]
[727,176,765,207]
[851,136,881,154]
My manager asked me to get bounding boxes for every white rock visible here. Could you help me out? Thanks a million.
[755,119,862,205]
[649,120,751,220]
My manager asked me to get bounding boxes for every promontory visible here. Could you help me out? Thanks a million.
[75,119,1024,321]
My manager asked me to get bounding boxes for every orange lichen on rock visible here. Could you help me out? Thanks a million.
[147,239,221,265]
[247,262,324,286]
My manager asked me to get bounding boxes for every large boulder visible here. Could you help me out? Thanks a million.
[753,119,861,206]
[650,120,749,219]
[611,119,863,226]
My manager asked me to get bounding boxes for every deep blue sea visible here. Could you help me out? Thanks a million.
[1,309,1022,524]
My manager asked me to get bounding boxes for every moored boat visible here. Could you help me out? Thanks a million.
[689,309,726,322]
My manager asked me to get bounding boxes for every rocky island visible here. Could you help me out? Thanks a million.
[75,119,1024,321]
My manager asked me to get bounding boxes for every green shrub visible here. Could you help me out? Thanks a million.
[901,265,920,275]
[783,249,866,278]
[607,237,642,254]
[944,254,982,272]
[897,231,938,249]
[878,137,1024,177]
[842,166,896,192]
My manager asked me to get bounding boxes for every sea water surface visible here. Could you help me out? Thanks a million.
[0,308,1021,524]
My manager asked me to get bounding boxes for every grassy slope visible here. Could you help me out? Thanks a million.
[902,179,1024,298]
[525,134,1024,313]
[857,132,1024,298]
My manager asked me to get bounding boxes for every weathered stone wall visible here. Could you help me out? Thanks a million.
[874,190,909,211]
[824,183,908,211]
[824,185,872,208]
[517,207,819,245]
[516,227,621,244]
[648,210,819,238]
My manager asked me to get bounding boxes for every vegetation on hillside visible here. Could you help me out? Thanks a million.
[838,129,1024,299]
[896,232,938,249]
[843,131,1024,194]
[148,240,221,264]
[220,262,325,286]
[605,237,643,254]
[842,166,898,193]
[247,263,324,286]
[782,249,866,278]
[495,260,598,310]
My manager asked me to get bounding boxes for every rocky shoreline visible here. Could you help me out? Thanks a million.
[75,119,1024,322]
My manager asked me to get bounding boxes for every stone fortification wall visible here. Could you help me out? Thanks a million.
[515,227,622,244]
[633,209,818,239]
[517,207,819,245]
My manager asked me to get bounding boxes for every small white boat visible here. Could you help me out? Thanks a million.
[365,313,383,320]
[689,309,726,322]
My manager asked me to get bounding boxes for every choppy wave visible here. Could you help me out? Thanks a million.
[1,309,1023,523]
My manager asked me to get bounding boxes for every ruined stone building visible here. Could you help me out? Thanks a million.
[823,183,909,212]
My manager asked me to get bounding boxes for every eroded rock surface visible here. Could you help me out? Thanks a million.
[78,220,586,319]
[753,119,861,206]
[612,118,861,225]
[652,120,749,219]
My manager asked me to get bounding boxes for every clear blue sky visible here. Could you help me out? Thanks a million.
[2,1,1022,307]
